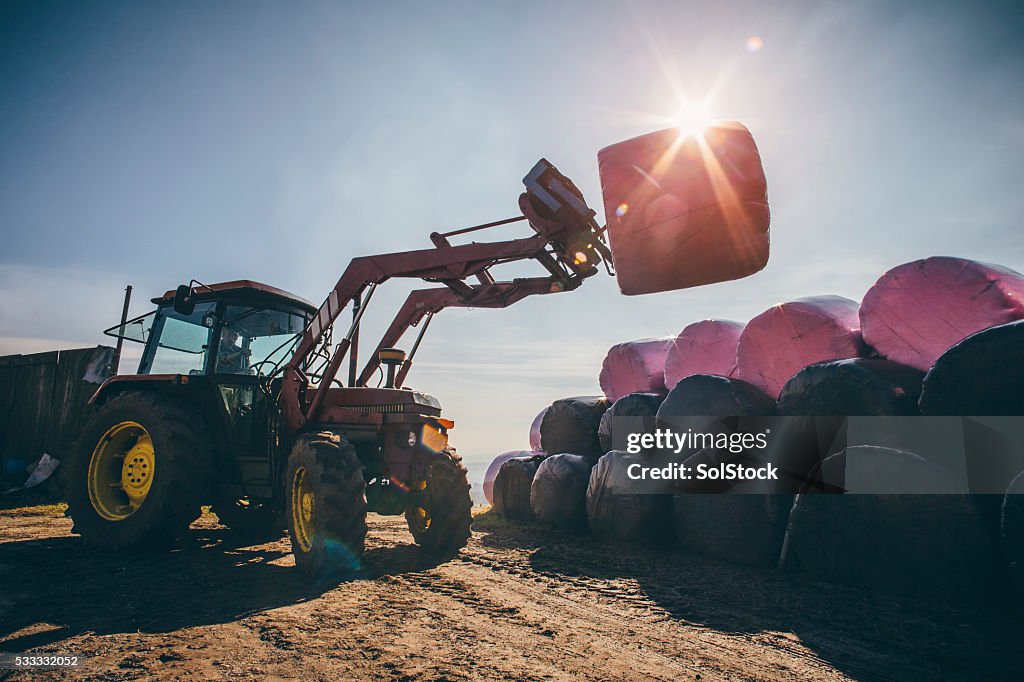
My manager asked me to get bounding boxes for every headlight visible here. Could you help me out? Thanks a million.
[421,424,448,453]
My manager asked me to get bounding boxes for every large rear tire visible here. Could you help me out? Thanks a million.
[66,391,210,549]
[285,430,367,577]
[406,449,473,554]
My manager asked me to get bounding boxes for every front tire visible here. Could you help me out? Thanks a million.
[66,391,210,549]
[406,449,473,554]
[285,430,367,577]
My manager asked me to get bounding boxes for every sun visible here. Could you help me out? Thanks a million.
[673,98,715,140]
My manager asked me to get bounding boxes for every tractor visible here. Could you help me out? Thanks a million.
[66,123,771,576]
[66,160,618,575]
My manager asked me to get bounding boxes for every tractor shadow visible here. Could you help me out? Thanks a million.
[473,509,1022,682]
[0,521,446,651]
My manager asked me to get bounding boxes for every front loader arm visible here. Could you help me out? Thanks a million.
[279,159,611,431]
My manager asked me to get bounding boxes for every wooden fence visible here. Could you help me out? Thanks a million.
[0,346,114,479]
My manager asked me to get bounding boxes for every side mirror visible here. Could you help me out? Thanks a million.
[173,284,196,316]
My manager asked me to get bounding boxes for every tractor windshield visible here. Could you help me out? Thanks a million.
[214,305,306,376]
[139,303,216,375]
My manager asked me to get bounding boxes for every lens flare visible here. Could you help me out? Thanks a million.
[746,36,764,53]
[673,98,714,141]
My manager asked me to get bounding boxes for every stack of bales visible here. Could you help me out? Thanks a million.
[485,256,1024,604]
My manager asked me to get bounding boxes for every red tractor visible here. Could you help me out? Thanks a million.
[66,160,617,575]
[67,123,770,576]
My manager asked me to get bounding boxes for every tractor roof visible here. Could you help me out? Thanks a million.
[153,280,317,314]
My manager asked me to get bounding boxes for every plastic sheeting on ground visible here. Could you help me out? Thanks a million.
[919,320,1024,416]
[597,392,664,453]
[735,295,866,400]
[598,122,770,295]
[599,338,673,402]
[860,257,1024,372]
[530,454,592,531]
[539,396,610,459]
[663,319,744,391]
[778,358,925,416]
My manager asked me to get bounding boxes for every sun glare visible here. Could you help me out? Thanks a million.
[673,98,714,140]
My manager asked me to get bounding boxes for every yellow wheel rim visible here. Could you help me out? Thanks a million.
[291,466,315,553]
[87,421,155,521]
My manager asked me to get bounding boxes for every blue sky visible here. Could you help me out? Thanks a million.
[2,1,1023,482]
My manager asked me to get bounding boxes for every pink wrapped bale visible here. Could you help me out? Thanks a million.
[599,338,673,402]
[598,122,771,295]
[735,295,866,400]
[483,450,535,505]
[664,319,744,390]
[529,407,547,453]
[860,257,1024,372]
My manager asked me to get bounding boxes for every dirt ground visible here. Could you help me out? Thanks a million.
[0,505,1020,681]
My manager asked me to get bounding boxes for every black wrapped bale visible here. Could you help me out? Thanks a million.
[586,451,671,543]
[1003,470,1024,599]
[539,396,610,459]
[530,454,591,531]
[493,456,542,522]
[777,358,925,417]
[657,374,776,418]
[598,392,663,453]
[673,492,792,567]
[919,320,1024,416]
[784,445,993,601]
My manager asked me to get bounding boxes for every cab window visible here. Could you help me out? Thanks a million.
[140,303,215,375]
[214,305,306,376]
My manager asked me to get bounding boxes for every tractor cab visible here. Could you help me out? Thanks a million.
[107,280,316,378]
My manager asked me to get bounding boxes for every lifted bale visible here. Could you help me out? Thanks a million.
[1003,471,1024,600]
[735,296,866,400]
[861,257,1024,372]
[784,445,993,601]
[484,450,535,506]
[919,320,1024,416]
[598,392,664,453]
[664,319,744,391]
[599,338,673,402]
[493,456,543,522]
[777,358,925,417]
[598,122,770,295]
[540,396,610,459]
[531,454,592,532]
[586,451,671,544]
[673,491,793,567]
[529,407,548,453]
